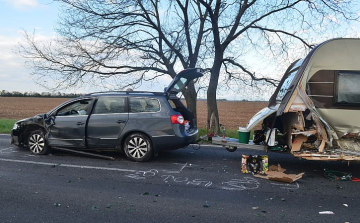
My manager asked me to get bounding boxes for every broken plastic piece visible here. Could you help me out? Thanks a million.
[203,203,210,208]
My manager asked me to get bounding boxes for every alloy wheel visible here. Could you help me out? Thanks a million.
[29,133,45,154]
[127,136,149,159]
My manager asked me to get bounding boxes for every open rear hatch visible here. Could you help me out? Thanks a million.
[165,68,203,95]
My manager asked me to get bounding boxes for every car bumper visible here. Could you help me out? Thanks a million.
[10,135,20,146]
[152,129,198,151]
[11,129,22,146]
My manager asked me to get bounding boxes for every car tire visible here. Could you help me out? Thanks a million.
[226,146,237,152]
[124,133,152,162]
[28,130,51,155]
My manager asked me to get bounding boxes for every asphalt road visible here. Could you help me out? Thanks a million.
[1,134,359,223]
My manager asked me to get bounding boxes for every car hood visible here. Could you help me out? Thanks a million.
[16,113,47,125]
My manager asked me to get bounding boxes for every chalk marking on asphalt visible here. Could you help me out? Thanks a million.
[172,162,197,173]
[179,163,189,172]
[270,182,300,190]
[0,158,137,172]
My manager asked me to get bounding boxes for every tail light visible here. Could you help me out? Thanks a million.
[171,115,184,124]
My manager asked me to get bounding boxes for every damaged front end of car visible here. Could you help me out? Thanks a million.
[11,114,49,147]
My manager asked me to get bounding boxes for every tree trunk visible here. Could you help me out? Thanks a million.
[207,65,221,134]
[183,82,198,125]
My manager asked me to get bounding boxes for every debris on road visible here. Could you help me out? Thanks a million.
[319,211,334,215]
[254,164,304,183]
[324,169,352,181]
[241,155,268,174]
[203,203,210,208]
[106,204,115,209]
[53,147,115,160]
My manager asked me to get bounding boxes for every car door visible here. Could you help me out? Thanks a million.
[164,68,203,95]
[47,98,93,148]
[87,96,129,148]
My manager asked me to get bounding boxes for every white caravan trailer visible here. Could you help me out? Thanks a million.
[215,38,360,161]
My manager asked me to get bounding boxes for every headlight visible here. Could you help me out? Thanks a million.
[12,123,19,130]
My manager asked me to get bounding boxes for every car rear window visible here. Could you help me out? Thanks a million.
[129,98,160,113]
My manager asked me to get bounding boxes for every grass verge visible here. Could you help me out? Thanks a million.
[0,119,17,134]
[198,128,240,139]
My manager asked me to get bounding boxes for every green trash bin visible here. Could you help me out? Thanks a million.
[238,127,250,144]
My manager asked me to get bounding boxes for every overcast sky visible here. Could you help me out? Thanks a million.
[0,0,59,93]
[1,0,360,101]
[0,0,261,100]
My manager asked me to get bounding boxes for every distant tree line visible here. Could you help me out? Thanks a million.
[0,90,82,98]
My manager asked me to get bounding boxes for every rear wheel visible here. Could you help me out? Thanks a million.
[124,133,152,162]
[226,146,237,152]
[28,130,51,155]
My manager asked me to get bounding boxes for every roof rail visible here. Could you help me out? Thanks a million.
[85,91,164,96]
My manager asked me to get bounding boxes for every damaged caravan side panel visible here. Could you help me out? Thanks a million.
[248,38,360,161]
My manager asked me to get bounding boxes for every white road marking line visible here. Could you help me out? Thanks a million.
[0,147,12,151]
[0,158,136,172]
[0,147,18,153]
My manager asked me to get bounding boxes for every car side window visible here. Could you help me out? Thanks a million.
[129,98,160,113]
[93,97,126,114]
[56,99,91,116]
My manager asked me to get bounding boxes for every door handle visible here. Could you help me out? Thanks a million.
[116,120,126,124]
[76,122,85,126]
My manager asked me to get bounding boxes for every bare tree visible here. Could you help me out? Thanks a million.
[19,0,359,133]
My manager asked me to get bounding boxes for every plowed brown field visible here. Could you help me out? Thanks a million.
[0,97,267,129]
[196,100,268,129]
[0,97,69,120]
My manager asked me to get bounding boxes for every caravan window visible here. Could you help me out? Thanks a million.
[336,71,360,104]
[276,59,304,102]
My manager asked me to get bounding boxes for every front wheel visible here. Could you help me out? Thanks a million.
[28,130,51,155]
[124,133,152,162]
